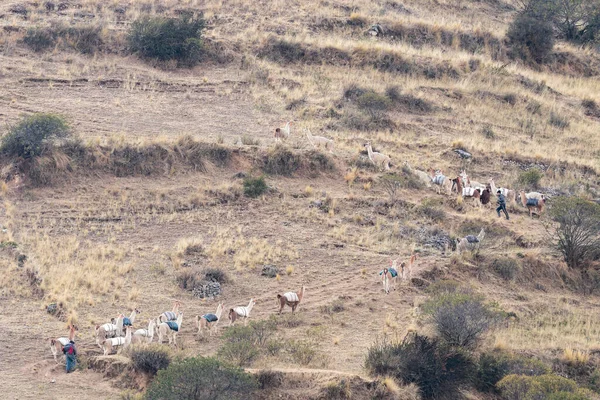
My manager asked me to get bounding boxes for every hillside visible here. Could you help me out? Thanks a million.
[1,0,600,399]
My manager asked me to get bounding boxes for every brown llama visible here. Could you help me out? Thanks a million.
[455,176,481,207]
[277,285,305,314]
[520,191,545,217]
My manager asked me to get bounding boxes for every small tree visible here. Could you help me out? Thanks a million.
[380,175,402,202]
[549,197,600,269]
[1,113,70,158]
[145,357,256,400]
[507,12,555,63]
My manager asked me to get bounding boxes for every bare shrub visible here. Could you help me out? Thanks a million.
[507,13,554,63]
[549,197,600,269]
[130,345,171,376]
[424,290,498,348]
[176,269,202,290]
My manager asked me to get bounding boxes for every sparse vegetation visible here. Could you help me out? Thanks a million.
[497,374,591,400]
[218,320,278,366]
[145,357,256,400]
[128,13,204,66]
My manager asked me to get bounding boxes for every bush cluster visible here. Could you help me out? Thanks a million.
[127,13,205,66]
[506,13,555,64]
[475,350,550,393]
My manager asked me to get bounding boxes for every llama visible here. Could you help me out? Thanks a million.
[400,253,418,283]
[196,303,224,336]
[102,326,133,356]
[456,228,485,254]
[157,312,183,346]
[428,168,453,195]
[50,325,76,362]
[455,176,481,207]
[364,143,391,171]
[520,191,546,217]
[404,161,432,187]
[488,178,516,205]
[480,186,491,205]
[277,286,305,314]
[229,298,256,326]
[274,121,291,142]
[459,171,485,191]
[519,191,544,207]
[120,308,140,328]
[158,301,181,324]
[132,319,157,345]
[306,129,334,153]
[95,315,124,349]
[380,267,392,294]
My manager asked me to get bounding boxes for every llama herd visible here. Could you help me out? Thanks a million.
[272,121,545,217]
[404,163,546,217]
[49,287,306,364]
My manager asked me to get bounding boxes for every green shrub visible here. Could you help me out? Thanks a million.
[145,357,256,400]
[2,113,70,158]
[475,351,550,393]
[423,290,498,348]
[365,333,475,399]
[128,13,204,66]
[549,197,600,269]
[491,258,522,281]
[130,345,171,376]
[517,169,543,189]
[243,176,268,198]
[507,13,554,63]
[497,374,588,400]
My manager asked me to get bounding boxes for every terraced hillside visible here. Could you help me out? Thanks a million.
[1,0,600,399]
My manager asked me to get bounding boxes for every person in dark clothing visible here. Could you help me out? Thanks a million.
[63,325,77,373]
[496,190,509,220]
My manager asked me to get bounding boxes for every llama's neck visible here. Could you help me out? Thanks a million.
[129,310,136,320]
[176,314,183,326]
[246,300,254,313]
[489,180,497,193]
[366,145,375,161]
[284,123,290,137]
[298,286,305,301]
[216,304,223,319]
[125,328,132,344]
